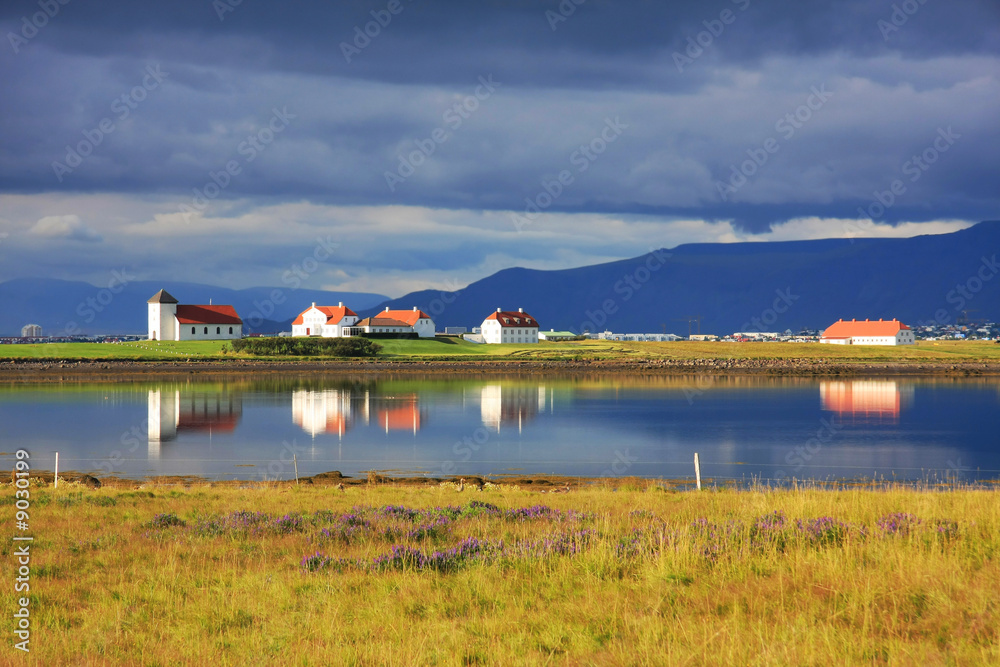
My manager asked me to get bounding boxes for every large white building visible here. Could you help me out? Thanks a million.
[291,303,358,337]
[481,308,539,344]
[20,324,42,338]
[378,307,436,337]
[147,289,243,341]
[819,318,915,346]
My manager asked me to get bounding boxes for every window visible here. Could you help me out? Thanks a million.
[191,327,195,334]
[229,327,233,334]
[204,327,208,334]
[216,327,221,335]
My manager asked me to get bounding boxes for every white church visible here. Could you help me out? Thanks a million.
[147,289,243,341]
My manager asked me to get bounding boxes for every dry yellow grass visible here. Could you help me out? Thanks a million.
[4,482,999,665]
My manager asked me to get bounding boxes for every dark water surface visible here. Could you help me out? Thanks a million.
[2,375,998,483]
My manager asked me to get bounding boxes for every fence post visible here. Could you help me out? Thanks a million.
[293,453,299,485]
[694,452,702,491]
[54,452,59,488]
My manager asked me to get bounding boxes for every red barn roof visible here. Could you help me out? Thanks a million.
[821,319,910,338]
[175,305,242,325]
[484,310,539,328]
[380,308,433,326]
[292,305,357,325]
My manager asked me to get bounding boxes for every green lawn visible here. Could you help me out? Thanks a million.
[1,337,998,364]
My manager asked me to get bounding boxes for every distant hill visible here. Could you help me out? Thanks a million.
[0,279,389,336]
[361,221,1000,335]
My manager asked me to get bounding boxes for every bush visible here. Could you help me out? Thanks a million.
[229,337,382,357]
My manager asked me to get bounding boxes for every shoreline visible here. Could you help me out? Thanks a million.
[4,357,1000,379]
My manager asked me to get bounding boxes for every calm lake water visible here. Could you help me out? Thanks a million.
[2,375,998,484]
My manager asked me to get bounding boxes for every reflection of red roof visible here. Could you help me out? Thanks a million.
[381,309,433,326]
[175,305,242,325]
[176,415,240,433]
[378,403,421,431]
[484,310,539,328]
[822,319,909,338]
[292,306,357,325]
[821,381,900,420]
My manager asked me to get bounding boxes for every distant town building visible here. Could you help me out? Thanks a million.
[21,324,42,338]
[147,289,242,341]
[377,307,436,337]
[819,319,915,346]
[291,303,358,337]
[481,308,539,344]
[538,329,578,341]
[688,334,719,341]
[444,326,468,335]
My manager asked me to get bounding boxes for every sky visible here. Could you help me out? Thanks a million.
[1,0,997,297]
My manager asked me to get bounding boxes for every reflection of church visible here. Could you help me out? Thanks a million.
[480,384,546,432]
[291,389,422,437]
[148,388,243,456]
[820,380,913,423]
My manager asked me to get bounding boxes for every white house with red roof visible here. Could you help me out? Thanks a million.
[481,307,539,344]
[377,307,435,337]
[291,302,359,337]
[147,289,243,341]
[349,316,415,335]
[819,318,915,346]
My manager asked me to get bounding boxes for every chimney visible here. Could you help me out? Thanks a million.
[413,306,417,311]
[385,306,390,312]
[312,302,316,308]
[518,307,524,313]
[497,308,501,313]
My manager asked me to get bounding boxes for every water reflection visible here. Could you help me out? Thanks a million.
[819,380,914,424]
[147,388,243,456]
[292,389,353,438]
[481,384,545,432]
[292,388,423,437]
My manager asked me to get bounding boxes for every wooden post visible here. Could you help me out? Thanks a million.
[293,453,299,485]
[694,452,702,491]
[54,452,59,488]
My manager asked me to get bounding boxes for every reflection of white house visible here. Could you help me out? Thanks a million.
[820,380,914,424]
[377,307,436,337]
[291,303,358,337]
[481,308,539,344]
[148,388,243,455]
[820,319,915,345]
[292,389,353,437]
[480,383,542,432]
[148,289,243,341]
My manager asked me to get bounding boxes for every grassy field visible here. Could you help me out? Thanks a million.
[6,482,998,665]
[2,337,1000,364]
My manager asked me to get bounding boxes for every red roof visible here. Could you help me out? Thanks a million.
[292,305,357,326]
[484,310,539,328]
[821,319,910,338]
[356,316,412,328]
[381,309,433,326]
[175,305,242,325]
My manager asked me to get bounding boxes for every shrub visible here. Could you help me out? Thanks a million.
[230,337,382,357]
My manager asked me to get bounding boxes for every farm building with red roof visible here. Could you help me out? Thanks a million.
[481,308,540,344]
[819,319,915,346]
[147,289,243,341]
[378,307,436,337]
[291,302,359,337]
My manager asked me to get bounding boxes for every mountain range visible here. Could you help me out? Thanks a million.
[3,221,998,336]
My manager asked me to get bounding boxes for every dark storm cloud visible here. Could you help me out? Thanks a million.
[0,0,998,290]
